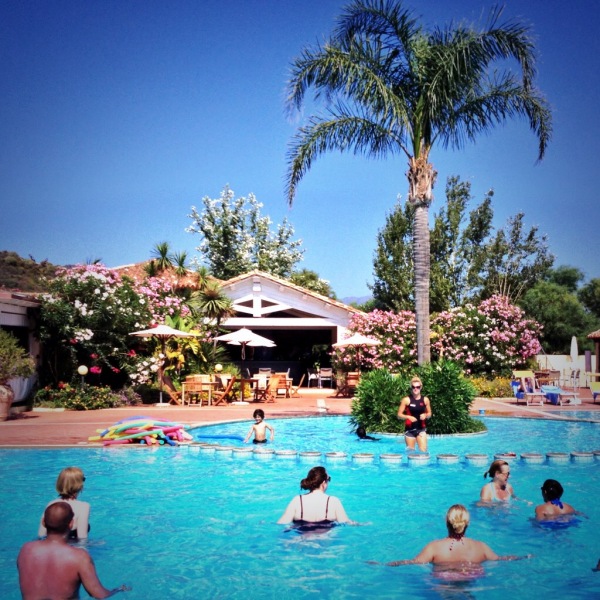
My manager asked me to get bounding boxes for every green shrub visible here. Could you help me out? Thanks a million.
[350,369,406,434]
[419,361,486,434]
[469,376,513,398]
[34,384,127,410]
[351,361,486,435]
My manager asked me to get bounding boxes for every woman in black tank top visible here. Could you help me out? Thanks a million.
[397,376,432,452]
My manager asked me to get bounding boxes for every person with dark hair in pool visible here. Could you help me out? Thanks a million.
[480,459,515,503]
[356,425,379,441]
[38,466,90,540]
[18,502,130,599]
[244,409,274,444]
[278,466,355,531]
[383,504,529,567]
[397,376,432,452]
[535,479,576,521]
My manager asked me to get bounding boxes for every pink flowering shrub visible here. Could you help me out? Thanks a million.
[38,263,191,386]
[335,295,541,376]
[432,295,542,374]
[332,310,416,372]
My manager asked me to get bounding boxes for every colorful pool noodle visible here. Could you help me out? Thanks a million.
[91,417,189,446]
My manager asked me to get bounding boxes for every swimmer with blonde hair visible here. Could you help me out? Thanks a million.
[38,466,90,540]
[384,504,529,566]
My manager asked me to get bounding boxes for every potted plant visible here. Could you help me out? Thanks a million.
[0,329,36,420]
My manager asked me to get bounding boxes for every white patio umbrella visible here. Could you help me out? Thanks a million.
[130,324,199,405]
[214,328,275,401]
[333,333,381,372]
[570,335,579,363]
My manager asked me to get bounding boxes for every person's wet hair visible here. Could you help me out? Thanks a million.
[56,467,85,498]
[483,459,508,479]
[541,479,564,501]
[253,409,265,419]
[356,426,367,439]
[300,466,330,491]
[446,504,470,538]
[44,502,74,534]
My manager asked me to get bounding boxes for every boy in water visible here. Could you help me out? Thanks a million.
[244,409,275,444]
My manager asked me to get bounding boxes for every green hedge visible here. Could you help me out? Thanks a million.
[351,361,486,435]
[34,384,139,410]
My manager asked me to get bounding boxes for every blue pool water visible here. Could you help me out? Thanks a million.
[193,415,600,457]
[1,416,599,600]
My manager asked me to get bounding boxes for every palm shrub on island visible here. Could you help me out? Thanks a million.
[351,361,484,435]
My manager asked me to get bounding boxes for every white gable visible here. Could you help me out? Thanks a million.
[220,271,359,338]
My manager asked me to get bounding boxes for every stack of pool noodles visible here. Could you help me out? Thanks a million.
[89,416,193,446]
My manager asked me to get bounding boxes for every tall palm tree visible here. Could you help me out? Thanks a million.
[285,0,551,364]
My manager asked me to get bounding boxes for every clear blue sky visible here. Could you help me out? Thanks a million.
[1,0,598,299]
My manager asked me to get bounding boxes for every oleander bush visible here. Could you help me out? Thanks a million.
[351,361,486,435]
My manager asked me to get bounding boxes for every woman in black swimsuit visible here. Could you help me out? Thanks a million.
[397,376,432,452]
[277,466,354,530]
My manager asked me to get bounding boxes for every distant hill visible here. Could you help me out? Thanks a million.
[0,251,59,292]
[342,295,372,306]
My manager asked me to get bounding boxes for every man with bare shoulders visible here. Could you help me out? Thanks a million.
[17,502,130,600]
[385,504,530,566]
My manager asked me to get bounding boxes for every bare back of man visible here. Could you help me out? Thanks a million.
[18,502,128,600]
[18,539,106,600]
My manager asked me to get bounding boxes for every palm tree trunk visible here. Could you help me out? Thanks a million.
[407,156,437,364]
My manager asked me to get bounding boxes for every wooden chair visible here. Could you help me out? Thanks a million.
[289,374,306,397]
[183,374,212,406]
[212,376,236,406]
[160,373,182,405]
[255,374,280,403]
[334,372,360,397]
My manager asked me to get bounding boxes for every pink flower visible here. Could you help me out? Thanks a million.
[90,353,99,359]
[111,367,120,373]
[127,349,136,357]
[90,366,102,374]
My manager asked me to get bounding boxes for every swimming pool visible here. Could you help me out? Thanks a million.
[2,417,599,600]
[193,415,600,458]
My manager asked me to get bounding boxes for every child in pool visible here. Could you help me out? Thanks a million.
[244,409,274,444]
[535,479,576,521]
[356,425,379,441]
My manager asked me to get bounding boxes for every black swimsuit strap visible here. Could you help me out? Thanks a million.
[299,493,330,521]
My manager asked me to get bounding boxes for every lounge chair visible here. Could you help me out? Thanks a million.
[512,370,545,406]
[591,382,600,404]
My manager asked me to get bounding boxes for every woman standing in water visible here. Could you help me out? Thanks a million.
[397,376,432,452]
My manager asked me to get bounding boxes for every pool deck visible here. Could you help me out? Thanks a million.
[1,387,598,447]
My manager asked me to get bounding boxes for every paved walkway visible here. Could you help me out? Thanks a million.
[1,387,597,447]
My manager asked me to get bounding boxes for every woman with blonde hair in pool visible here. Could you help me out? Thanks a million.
[385,504,527,566]
[38,466,90,540]
[397,376,432,452]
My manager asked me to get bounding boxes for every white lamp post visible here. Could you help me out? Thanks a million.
[77,365,88,386]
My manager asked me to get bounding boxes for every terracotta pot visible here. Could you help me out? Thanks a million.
[0,383,15,421]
